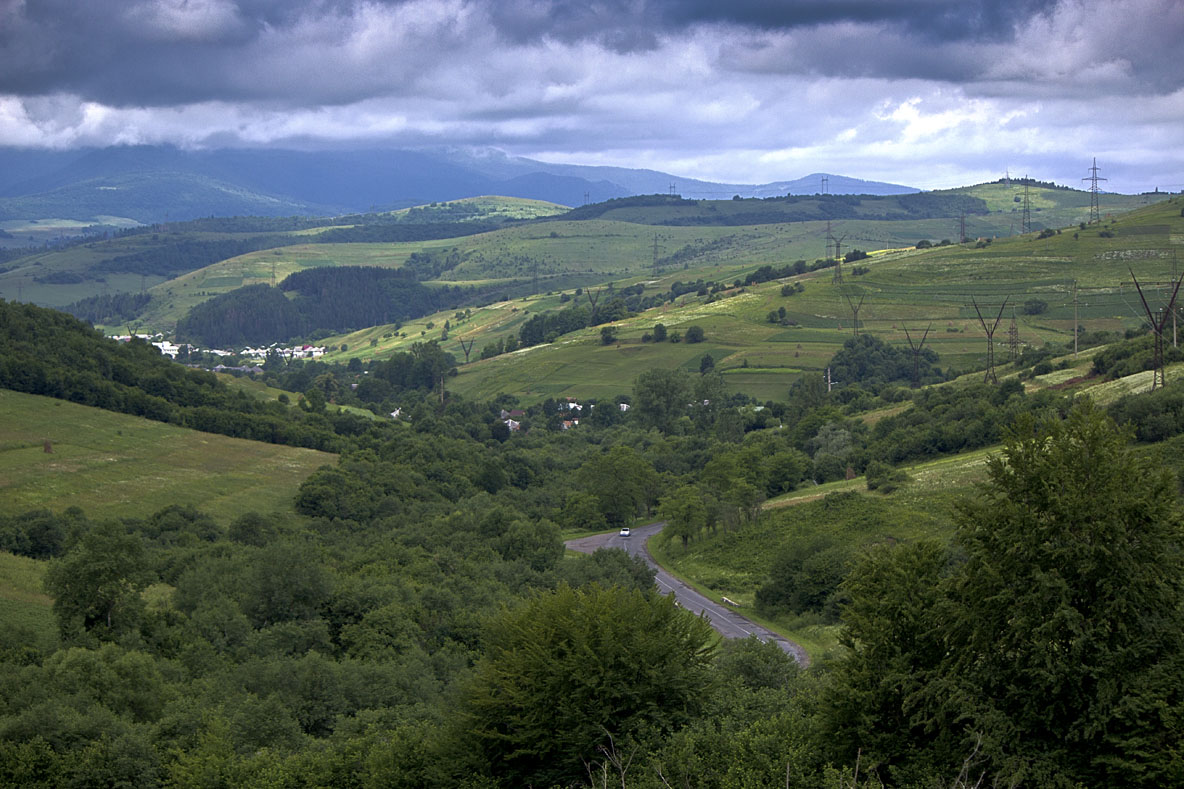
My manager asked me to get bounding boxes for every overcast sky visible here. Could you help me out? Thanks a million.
[2,0,1182,192]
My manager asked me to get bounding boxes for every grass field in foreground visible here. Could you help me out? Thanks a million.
[0,389,335,523]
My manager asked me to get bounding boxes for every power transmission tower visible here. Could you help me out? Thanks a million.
[1007,308,1019,361]
[585,286,603,323]
[458,337,475,364]
[669,183,676,196]
[1082,158,1106,224]
[1021,178,1032,234]
[583,191,590,205]
[821,176,829,195]
[651,234,663,276]
[832,231,848,284]
[971,297,1009,384]
[902,322,932,387]
[1129,267,1184,390]
[1072,279,1080,356]
[842,290,865,337]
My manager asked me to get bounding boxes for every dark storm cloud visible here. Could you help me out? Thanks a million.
[0,0,1065,107]
[0,0,1181,193]
[651,0,1060,40]
[483,0,1061,49]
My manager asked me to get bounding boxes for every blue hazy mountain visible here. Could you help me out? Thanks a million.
[0,145,919,224]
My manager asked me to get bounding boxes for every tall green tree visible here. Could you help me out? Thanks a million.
[825,402,1184,786]
[577,445,659,526]
[633,367,693,433]
[946,401,1184,785]
[44,521,151,640]
[458,583,716,787]
[658,485,708,547]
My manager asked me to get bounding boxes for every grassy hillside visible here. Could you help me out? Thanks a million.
[0,550,55,652]
[0,196,565,309]
[431,196,1184,403]
[142,188,1170,330]
[0,389,335,522]
[6,188,1177,405]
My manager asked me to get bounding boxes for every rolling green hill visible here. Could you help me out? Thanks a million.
[0,389,335,522]
[3,186,1176,406]
[410,196,1181,403]
[0,196,565,309]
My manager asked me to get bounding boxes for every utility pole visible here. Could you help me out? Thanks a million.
[960,211,967,243]
[1082,158,1106,225]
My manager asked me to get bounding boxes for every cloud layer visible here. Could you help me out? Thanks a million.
[2,0,1182,191]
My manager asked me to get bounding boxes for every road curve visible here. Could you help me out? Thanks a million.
[566,522,810,668]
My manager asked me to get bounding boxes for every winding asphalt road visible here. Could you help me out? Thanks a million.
[566,521,810,667]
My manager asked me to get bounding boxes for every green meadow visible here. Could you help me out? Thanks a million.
[0,550,56,652]
[427,196,1184,403]
[0,389,335,522]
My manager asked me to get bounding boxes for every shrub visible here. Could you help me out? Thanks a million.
[865,460,909,493]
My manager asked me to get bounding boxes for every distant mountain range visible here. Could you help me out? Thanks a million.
[0,145,919,225]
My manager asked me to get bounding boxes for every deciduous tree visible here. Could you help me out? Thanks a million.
[459,583,715,787]
[44,521,151,640]
[825,402,1184,786]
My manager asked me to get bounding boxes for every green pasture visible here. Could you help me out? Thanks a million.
[389,195,569,223]
[438,197,1183,402]
[0,550,56,651]
[0,229,290,308]
[0,389,335,523]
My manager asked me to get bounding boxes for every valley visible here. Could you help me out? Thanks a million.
[2,179,1183,788]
